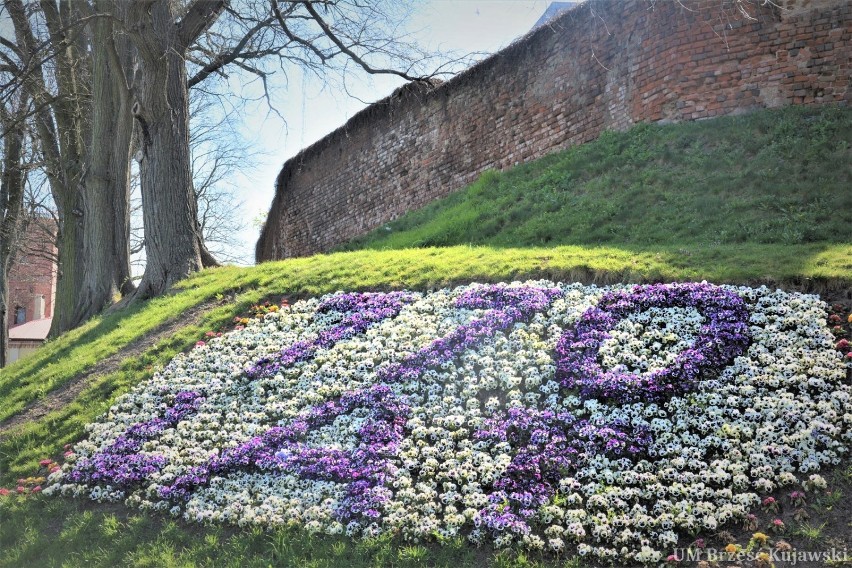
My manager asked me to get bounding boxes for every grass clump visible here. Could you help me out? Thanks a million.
[0,105,850,567]
[342,105,851,251]
[0,497,492,568]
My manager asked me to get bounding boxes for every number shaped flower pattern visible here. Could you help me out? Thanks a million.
[53,281,850,561]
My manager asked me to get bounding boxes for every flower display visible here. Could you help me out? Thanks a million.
[555,283,751,403]
[47,281,851,563]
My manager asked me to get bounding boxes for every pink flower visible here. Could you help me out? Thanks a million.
[666,553,680,563]
[16,486,26,494]
[31,486,42,493]
[63,451,74,458]
[204,331,217,337]
[0,488,10,496]
[39,459,53,467]
[837,339,849,350]
[693,538,706,549]
[63,443,72,451]
[49,465,60,473]
[195,341,206,347]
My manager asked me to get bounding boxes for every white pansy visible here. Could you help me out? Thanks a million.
[49,282,850,561]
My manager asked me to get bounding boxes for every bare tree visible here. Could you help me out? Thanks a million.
[118,0,456,299]
[189,92,257,264]
[3,0,460,334]
[0,89,28,367]
[130,92,260,270]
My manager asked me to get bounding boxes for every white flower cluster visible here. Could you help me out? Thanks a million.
[48,282,851,563]
[598,306,703,374]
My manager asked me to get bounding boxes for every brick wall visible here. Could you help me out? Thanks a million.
[7,222,56,329]
[257,0,851,261]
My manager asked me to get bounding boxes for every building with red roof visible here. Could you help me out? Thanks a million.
[7,219,57,363]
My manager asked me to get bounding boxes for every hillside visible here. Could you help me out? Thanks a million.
[342,106,852,252]
[1,106,851,568]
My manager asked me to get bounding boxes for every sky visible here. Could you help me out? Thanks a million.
[227,1,560,263]
[0,1,564,265]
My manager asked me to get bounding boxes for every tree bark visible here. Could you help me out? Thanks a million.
[0,265,8,368]
[8,0,135,334]
[127,0,224,299]
[0,101,27,367]
[7,0,90,338]
[74,2,134,323]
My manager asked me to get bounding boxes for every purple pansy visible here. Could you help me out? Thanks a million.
[160,384,408,523]
[67,391,204,489]
[247,291,416,379]
[161,284,563,521]
[555,282,751,403]
[377,284,562,384]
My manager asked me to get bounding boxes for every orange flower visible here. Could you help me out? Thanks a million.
[725,543,739,554]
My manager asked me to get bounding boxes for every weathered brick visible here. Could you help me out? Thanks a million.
[256,0,852,261]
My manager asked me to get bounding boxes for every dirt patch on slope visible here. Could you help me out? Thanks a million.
[0,298,223,439]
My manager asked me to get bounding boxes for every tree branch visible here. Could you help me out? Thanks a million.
[270,0,329,63]
[177,0,228,52]
[187,14,276,88]
[298,0,428,82]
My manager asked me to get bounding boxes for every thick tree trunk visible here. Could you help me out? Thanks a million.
[0,101,26,366]
[0,269,8,368]
[74,8,134,323]
[130,0,204,299]
[7,0,93,339]
[50,189,85,337]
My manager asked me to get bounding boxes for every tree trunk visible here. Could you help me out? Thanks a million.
[129,0,204,299]
[7,0,93,339]
[74,5,134,323]
[50,190,85,337]
[0,100,27,367]
[0,268,8,368]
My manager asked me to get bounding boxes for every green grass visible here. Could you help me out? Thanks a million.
[792,521,828,544]
[0,105,850,567]
[342,105,852,251]
[2,246,850,484]
[0,497,505,568]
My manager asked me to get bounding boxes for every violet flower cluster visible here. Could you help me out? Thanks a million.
[66,390,203,489]
[475,407,651,535]
[377,285,562,384]
[555,282,751,403]
[160,384,408,524]
[159,285,561,521]
[247,291,415,379]
[47,281,851,563]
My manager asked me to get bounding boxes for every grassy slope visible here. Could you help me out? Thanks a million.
[343,105,852,251]
[1,106,851,567]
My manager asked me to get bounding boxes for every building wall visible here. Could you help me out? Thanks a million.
[7,340,41,364]
[257,0,851,261]
[7,222,57,330]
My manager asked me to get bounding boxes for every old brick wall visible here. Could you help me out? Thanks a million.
[257,0,851,261]
[7,222,57,329]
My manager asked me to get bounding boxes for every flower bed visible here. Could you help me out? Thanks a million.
[47,281,851,563]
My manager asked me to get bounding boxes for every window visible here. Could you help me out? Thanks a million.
[14,306,26,325]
